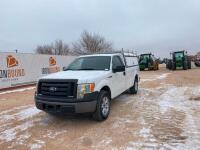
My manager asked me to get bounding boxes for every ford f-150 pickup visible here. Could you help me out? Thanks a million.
[35,52,139,121]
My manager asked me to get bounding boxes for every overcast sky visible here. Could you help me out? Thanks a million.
[0,0,200,58]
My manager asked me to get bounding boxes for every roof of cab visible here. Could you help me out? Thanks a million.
[78,51,137,58]
[79,53,122,57]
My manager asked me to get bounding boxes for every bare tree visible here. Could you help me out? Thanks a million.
[72,30,113,55]
[53,40,70,55]
[35,40,70,55]
[35,45,53,55]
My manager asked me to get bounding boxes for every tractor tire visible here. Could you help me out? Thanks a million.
[183,61,188,70]
[188,60,191,69]
[172,62,176,70]
[167,60,172,70]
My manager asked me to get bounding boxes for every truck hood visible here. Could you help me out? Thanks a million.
[41,70,110,84]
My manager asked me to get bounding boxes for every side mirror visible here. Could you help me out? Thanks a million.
[63,66,67,71]
[113,66,125,73]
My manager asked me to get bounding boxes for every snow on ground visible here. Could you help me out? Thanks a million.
[0,104,67,149]
[157,73,171,79]
[0,106,41,122]
[140,73,171,82]
[158,86,200,113]
[139,127,151,138]
[29,140,45,150]
[0,86,35,95]
[160,86,200,149]
[0,106,41,142]
[44,130,67,139]
[0,105,31,115]
[126,85,200,149]
[17,107,41,120]
[0,119,40,142]
[158,86,188,113]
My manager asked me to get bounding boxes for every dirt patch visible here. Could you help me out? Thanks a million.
[189,96,200,101]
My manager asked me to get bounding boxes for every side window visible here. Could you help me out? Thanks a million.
[112,56,124,69]
[125,57,134,67]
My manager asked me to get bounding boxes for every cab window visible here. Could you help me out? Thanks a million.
[112,56,124,69]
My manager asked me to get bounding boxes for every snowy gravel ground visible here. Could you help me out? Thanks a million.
[0,69,200,150]
[0,87,35,95]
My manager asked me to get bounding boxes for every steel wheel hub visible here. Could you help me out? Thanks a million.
[101,97,110,117]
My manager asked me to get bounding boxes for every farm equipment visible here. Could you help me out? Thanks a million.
[166,51,191,70]
[139,53,159,71]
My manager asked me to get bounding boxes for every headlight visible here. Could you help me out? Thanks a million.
[77,83,95,99]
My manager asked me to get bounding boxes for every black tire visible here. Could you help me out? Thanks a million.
[93,91,111,121]
[183,61,188,70]
[167,60,172,70]
[188,60,191,69]
[172,62,176,70]
[129,77,138,94]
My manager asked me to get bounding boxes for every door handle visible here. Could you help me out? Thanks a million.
[123,72,126,76]
[108,76,112,78]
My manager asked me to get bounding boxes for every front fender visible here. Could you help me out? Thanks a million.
[94,78,112,98]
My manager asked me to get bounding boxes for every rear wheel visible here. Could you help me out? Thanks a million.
[183,61,188,70]
[167,60,172,70]
[129,77,138,94]
[93,91,110,121]
[172,62,176,70]
[188,60,191,69]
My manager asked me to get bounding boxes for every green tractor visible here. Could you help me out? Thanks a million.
[139,53,159,71]
[166,51,191,70]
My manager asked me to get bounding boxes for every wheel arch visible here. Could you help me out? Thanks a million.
[135,74,139,81]
[100,86,111,99]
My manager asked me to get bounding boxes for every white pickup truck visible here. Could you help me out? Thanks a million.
[35,52,139,121]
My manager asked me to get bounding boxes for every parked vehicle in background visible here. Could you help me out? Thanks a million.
[139,53,159,71]
[195,60,200,67]
[166,51,191,70]
[35,52,139,121]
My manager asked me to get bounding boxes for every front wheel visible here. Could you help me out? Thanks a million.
[129,78,138,94]
[93,91,111,121]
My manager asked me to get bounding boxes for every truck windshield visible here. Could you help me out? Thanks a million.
[65,56,111,71]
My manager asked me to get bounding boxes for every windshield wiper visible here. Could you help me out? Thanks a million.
[77,68,95,70]
[64,69,73,71]
[64,68,96,71]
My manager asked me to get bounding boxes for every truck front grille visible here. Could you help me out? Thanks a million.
[38,79,77,99]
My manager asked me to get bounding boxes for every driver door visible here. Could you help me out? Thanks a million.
[111,55,126,97]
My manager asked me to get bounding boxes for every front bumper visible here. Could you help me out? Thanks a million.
[35,92,99,114]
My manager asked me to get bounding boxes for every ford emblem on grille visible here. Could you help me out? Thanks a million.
[49,87,57,92]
